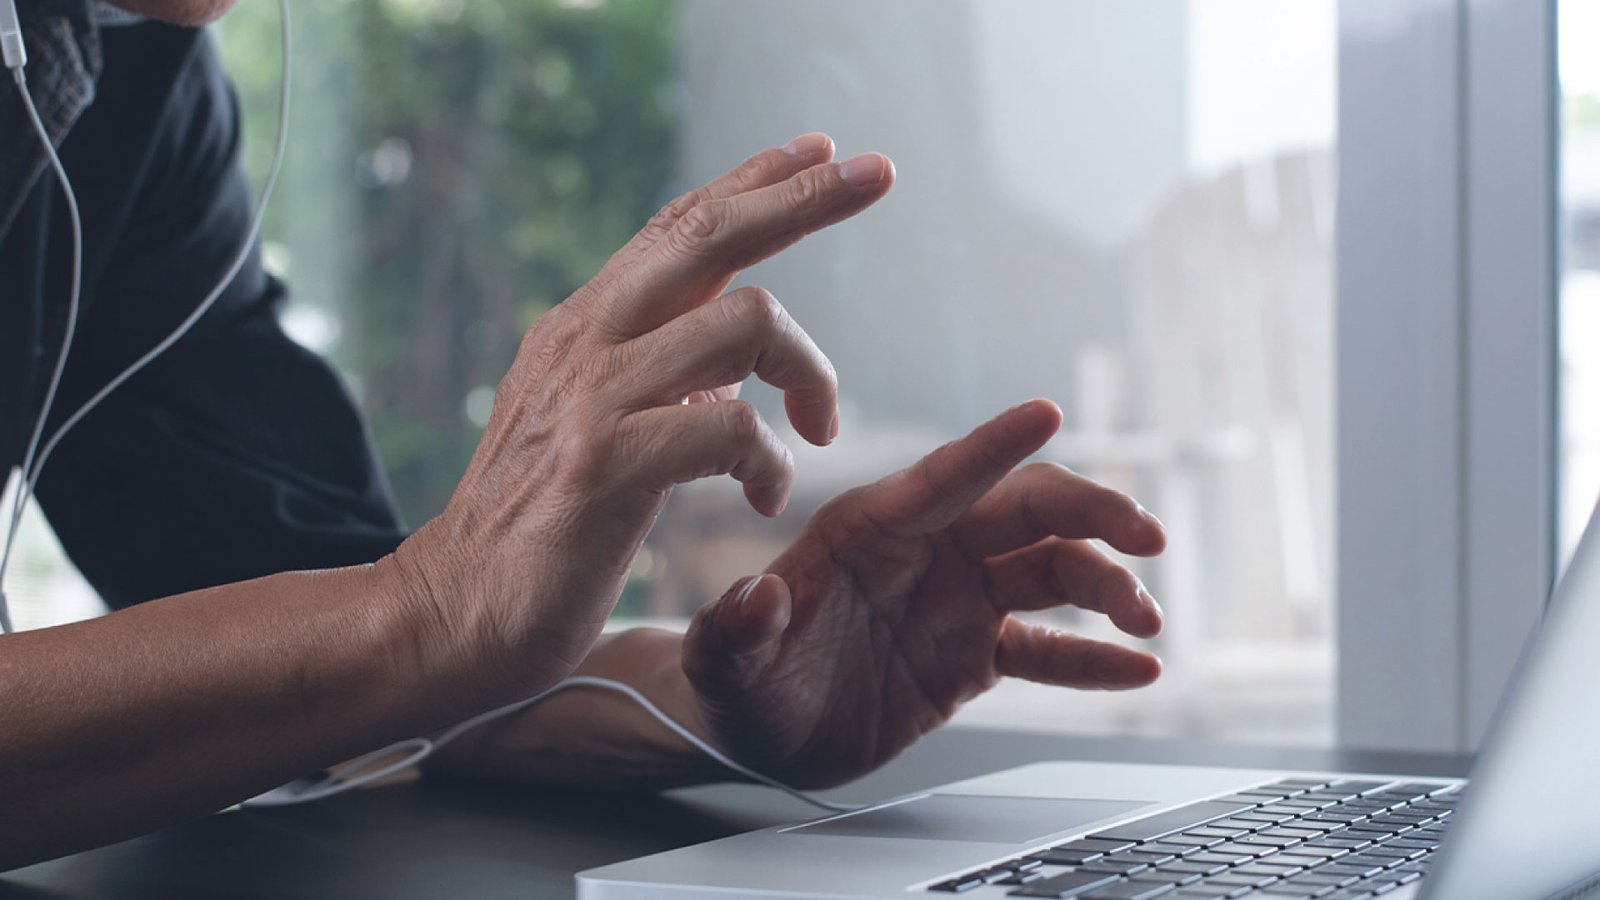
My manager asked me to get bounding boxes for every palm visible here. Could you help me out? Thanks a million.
[684,400,1166,789]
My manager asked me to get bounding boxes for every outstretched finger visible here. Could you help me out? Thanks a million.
[619,401,794,517]
[982,539,1163,639]
[994,618,1161,690]
[951,463,1165,560]
[857,399,1062,537]
[603,152,895,336]
[626,286,837,446]
[623,133,837,261]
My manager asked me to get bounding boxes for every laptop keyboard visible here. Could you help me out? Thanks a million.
[927,777,1460,899]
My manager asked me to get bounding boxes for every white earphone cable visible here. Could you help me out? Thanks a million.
[240,675,863,814]
[0,0,292,633]
[0,66,82,634]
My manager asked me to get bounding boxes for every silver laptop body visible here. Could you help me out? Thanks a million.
[578,504,1600,900]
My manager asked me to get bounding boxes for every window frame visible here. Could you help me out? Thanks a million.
[1336,0,1558,752]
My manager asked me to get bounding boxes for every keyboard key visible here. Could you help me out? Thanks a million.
[1287,872,1360,889]
[1162,834,1223,848]
[1387,782,1454,797]
[1002,872,1050,887]
[1302,789,1361,801]
[1033,847,1108,866]
[1269,778,1329,791]
[1278,798,1334,810]
[1236,862,1303,878]
[1008,870,1122,898]
[1186,852,1247,867]
[1158,851,1228,877]
[1113,851,1179,865]
[1267,845,1344,864]
[1205,872,1281,889]
[1171,887,1250,899]
[1337,801,1388,814]
[1185,826,1253,839]
[1057,838,1140,855]
[1232,834,1301,849]
[1232,812,1296,826]
[1330,780,1394,794]
[1249,855,1311,874]
[930,875,986,892]
[1361,847,1425,862]
[1322,862,1385,879]
[1307,837,1372,851]
[1302,811,1366,824]
[1091,802,1257,843]
[1078,859,1153,876]
[1154,862,1219,879]
[1083,881,1179,899]
[1208,842,1269,858]
[1214,792,1285,805]
[1257,827,1325,840]
[1142,842,1202,858]
[1256,804,1315,816]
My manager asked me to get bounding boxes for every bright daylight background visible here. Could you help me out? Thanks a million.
[2,0,1592,749]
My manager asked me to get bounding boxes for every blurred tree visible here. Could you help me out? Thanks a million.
[216,0,679,526]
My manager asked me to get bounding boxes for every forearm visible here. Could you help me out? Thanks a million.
[0,558,507,869]
[424,627,727,791]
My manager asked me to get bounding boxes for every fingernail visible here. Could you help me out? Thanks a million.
[1137,504,1165,529]
[783,132,831,156]
[828,410,840,443]
[838,153,887,185]
[1140,588,1164,619]
[734,575,763,608]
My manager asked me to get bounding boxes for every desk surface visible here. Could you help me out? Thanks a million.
[1,727,1470,899]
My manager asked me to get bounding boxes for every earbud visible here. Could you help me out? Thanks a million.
[1,0,25,71]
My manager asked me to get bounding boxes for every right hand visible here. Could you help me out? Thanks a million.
[387,133,895,692]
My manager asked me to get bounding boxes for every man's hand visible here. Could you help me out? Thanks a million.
[385,134,894,695]
[683,399,1166,789]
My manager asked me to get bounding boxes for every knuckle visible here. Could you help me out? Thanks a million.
[645,189,701,234]
[730,286,785,331]
[719,401,764,445]
[785,167,829,210]
[672,202,729,255]
[737,148,782,183]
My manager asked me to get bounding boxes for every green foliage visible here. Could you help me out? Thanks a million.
[216,0,679,525]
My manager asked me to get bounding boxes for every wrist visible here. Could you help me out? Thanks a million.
[425,627,730,788]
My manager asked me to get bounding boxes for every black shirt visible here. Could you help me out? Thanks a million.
[1,21,407,609]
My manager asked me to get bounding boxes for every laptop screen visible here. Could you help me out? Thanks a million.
[1423,502,1600,898]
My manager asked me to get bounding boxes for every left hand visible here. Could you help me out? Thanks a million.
[683,398,1166,789]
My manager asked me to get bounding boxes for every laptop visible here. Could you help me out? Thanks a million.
[577,504,1600,900]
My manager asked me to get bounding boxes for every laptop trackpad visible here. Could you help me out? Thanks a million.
[785,794,1150,844]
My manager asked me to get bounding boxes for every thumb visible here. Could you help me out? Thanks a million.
[684,573,791,691]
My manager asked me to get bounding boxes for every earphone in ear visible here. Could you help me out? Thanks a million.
[0,0,291,633]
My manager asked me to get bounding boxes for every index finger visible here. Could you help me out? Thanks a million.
[621,132,837,262]
[950,464,1166,560]
[859,399,1063,537]
[602,152,895,336]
